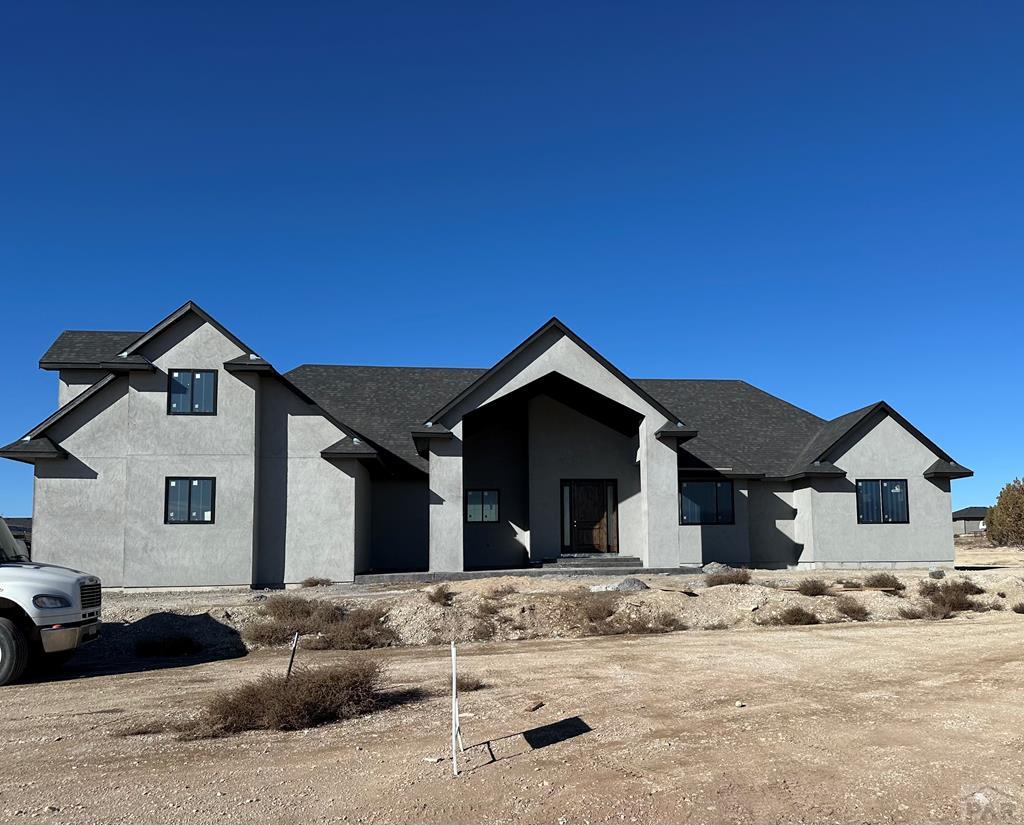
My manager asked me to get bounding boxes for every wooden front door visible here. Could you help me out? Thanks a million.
[562,479,619,553]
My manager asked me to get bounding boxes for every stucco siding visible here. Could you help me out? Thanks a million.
[803,415,954,568]
[256,377,355,585]
[58,369,108,407]
[747,481,800,568]
[32,378,130,585]
[678,480,751,566]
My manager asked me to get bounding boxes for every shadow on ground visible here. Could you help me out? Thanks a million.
[22,612,247,683]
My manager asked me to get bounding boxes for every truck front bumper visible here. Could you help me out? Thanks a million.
[39,619,101,653]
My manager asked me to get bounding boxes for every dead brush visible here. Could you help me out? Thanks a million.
[899,602,952,620]
[299,606,399,650]
[863,572,906,591]
[1012,603,1024,614]
[426,584,454,607]
[455,673,485,692]
[769,606,819,626]
[918,578,986,613]
[704,568,751,587]
[300,576,332,588]
[176,659,403,738]
[484,583,517,599]
[797,578,830,597]
[612,609,687,635]
[563,589,621,632]
[834,596,870,622]
[242,595,345,646]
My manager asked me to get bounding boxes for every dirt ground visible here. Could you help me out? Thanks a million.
[4,542,1023,824]
[3,610,1024,824]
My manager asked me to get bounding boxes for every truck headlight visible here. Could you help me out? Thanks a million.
[33,594,72,609]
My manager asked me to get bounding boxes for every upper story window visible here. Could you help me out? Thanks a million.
[168,369,217,415]
[165,477,215,524]
[466,490,499,523]
[857,479,909,524]
[680,479,734,525]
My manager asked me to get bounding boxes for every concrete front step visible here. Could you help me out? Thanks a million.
[353,566,699,585]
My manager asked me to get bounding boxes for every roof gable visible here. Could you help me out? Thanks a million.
[428,317,685,427]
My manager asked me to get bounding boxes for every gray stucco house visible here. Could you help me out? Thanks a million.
[1,301,973,587]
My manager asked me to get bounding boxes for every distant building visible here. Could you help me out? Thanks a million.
[953,506,987,535]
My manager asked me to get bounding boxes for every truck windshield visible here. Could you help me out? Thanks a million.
[0,519,28,562]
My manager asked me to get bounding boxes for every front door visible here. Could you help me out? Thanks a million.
[562,479,619,553]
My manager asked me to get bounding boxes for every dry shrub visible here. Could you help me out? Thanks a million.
[564,589,620,630]
[180,660,387,737]
[301,576,332,588]
[899,603,951,621]
[770,606,819,626]
[426,584,454,606]
[244,596,397,650]
[705,568,751,587]
[918,578,985,613]
[864,572,906,591]
[613,610,687,635]
[834,596,870,621]
[476,598,501,617]
[797,578,830,597]
[1012,603,1024,614]
[242,595,345,646]
[470,617,497,641]
[456,673,485,692]
[133,633,203,658]
[300,606,399,650]
[484,584,517,599]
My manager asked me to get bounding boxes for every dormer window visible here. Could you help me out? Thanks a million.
[168,369,217,415]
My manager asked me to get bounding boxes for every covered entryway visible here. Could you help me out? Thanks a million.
[561,479,618,553]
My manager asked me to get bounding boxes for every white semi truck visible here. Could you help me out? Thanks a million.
[0,518,101,685]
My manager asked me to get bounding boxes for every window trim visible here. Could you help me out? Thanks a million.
[465,489,500,524]
[856,478,910,525]
[166,369,219,416]
[164,477,217,525]
[678,477,735,526]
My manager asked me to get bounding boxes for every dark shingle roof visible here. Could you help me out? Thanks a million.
[40,331,142,369]
[636,379,826,477]
[953,506,988,520]
[286,366,878,478]
[286,365,486,471]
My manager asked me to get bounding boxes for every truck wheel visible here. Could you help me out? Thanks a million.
[0,618,29,686]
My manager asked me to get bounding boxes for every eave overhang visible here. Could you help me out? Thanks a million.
[99,355,155,373]
[412,423,454,456]
[0,437,66,464]
[924,459,974,480]
[655,424,699,443]
[223,355,274,374]
[320,437,379,461]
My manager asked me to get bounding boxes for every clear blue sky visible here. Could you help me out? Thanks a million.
[2,1,1021,516]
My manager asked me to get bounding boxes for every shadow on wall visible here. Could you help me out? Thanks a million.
[23,612,247,683]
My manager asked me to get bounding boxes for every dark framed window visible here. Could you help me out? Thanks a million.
[168,369,218,415]
[679,479,734,525]
[857,479,909,524]
[165,477,216,524]
[466,489,499,523]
